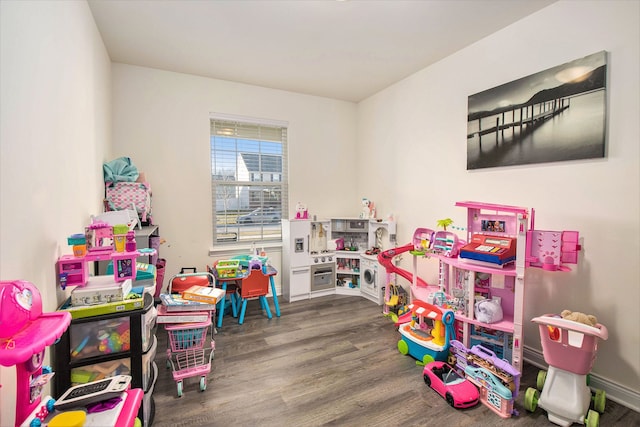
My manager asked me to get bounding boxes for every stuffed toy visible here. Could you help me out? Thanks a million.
[360,198,375,219]
[295,202,308,219]
[475,298,503,324]
[560,309,598,327]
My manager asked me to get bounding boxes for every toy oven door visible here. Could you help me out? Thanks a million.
[310,263,335,291]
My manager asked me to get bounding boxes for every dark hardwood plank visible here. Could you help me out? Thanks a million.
[151,295,639,426]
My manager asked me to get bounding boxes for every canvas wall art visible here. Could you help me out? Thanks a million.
[467,51,607,170]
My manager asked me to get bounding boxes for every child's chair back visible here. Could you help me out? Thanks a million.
[240,268,269,299]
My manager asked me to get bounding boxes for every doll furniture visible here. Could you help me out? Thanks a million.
[405,201,581,374]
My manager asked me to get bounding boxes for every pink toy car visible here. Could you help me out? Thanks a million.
[423,361,480,409]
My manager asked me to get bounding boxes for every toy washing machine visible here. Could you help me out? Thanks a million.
[361,254,383,305]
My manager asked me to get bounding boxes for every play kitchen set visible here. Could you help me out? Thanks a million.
[282,202,397,304]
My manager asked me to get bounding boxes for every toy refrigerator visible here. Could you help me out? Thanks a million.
[283,219,312,302]
[283,218,333,302]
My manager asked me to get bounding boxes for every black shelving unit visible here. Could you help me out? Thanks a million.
[54,292,157,425]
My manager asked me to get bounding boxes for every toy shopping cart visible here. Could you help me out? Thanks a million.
[164,312,215,397]
[524,314,608,427]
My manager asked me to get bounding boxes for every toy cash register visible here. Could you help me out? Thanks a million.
[459,234,517,267]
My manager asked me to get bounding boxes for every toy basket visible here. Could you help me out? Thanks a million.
[164,313,215,397]
[231,254,268,268]
[165,318,210,352]
[533,315,608,375]
[215,260,240,278]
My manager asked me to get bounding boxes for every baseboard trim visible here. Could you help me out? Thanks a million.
[523,345,640,413]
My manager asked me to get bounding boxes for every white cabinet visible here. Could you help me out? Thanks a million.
[331,218,368,298]
[335,252,361,296]
[287,267,311,302]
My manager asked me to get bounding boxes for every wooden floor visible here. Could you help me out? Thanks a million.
[151,294,639,427]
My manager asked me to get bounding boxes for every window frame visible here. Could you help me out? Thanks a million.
[210,113,288,248]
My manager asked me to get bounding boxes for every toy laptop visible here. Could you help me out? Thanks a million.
[71,276,132,306]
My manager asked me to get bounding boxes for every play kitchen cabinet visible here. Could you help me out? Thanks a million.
[331,218,367,297]
[53,292,157,425]
[330,218,369,251]
[335,252,360,296]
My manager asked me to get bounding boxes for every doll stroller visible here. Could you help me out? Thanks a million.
[524,314,608,426]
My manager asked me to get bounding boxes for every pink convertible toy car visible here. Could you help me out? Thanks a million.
[423,361,480,409]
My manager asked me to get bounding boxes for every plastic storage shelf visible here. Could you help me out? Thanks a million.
[54,292,156,425]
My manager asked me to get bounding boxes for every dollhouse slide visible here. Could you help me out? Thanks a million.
[377,243,430,288]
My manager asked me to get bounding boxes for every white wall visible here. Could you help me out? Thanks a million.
[0,1,111,425]
[357,0,639,400]
[110,64,358,286]
[1,0,638,422]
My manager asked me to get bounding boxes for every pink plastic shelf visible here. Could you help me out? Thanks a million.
[0,312,71,367]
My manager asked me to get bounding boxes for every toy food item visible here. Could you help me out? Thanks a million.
[49,410,86,427]
[560,309,597,327]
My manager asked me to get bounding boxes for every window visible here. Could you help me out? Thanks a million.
[210,114,288,246]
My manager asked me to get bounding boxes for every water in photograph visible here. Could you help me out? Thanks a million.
[467,91,606,170]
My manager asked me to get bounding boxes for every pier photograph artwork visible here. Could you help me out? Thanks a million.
[467,51,607,170]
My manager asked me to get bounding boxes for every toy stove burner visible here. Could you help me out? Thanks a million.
[310,250,335,264]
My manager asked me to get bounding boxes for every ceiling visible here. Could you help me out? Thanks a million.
[88,0,556,102]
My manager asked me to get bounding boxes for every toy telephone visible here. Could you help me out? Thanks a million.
[460,234,517,267]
